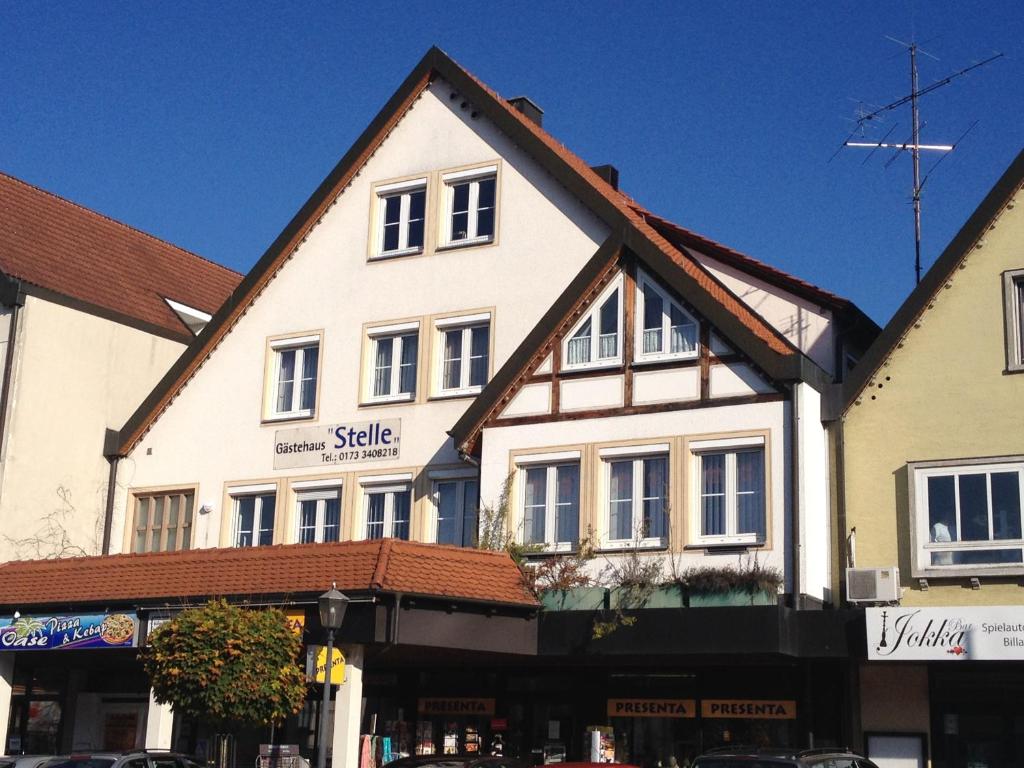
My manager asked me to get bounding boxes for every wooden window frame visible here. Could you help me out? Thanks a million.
[131,489,196,553]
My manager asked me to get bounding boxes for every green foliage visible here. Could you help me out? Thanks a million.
[139,600,308,728]
[529,533,596,593]
[669,554,782,595]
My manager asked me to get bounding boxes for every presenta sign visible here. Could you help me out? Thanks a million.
[867,606,1024,661]
[0,613,139,651]
[607,699,696,718]
[274,419,401,470]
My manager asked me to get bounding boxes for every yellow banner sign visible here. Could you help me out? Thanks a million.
[418,698,496,716]
[313,647,345,685]
[284,610,305,636]
[701,699,797,720]
[607,699,696,718]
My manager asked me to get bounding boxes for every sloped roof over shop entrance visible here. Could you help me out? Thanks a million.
[0,539,538,610]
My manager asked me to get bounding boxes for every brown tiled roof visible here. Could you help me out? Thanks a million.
[0,171,241,341]
[0,539,538,609]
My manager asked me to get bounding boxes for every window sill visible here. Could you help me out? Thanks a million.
[436,236,495,253]
[560,359,623,375]
[686,540,765,553]
[369,247,424,262]
[522,544,578,557]
[361,394,416,407]
[262,411,316,425]
[597,540,668,553]
[430,387,484,400]
[1003,365,1024,375]
[633,351,700,366]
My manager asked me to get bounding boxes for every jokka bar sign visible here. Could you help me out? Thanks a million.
[867,606,1024,661]
[274,419,401,470]
[0,613,139,650]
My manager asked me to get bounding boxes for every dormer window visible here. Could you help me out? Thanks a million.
[563,276,622,369]
[374,178,426,259]
[636,271,698,362]
[441,166,497,248]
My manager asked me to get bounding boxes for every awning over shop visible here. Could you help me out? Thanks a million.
[0,539,538,611]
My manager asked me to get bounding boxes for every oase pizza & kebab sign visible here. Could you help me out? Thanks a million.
[0,613,139,651]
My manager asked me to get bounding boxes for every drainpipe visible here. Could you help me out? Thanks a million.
[0,281,25,462]
[790,383,802,608]
[101,428,121,555]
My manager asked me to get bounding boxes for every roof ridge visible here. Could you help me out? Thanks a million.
[370,538,393,590]
[0,169,242,278]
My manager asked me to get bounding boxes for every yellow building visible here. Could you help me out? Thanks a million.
[837,149,1024,768]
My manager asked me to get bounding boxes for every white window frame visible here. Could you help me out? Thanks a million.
[690,436,767,547]
[366,322,419,403]
[435,313,491,396]
[295,486,343,544]
[430,474,479,547]
[910,456,1024,577]
[440,166,498,248]
[562,275,624,371]
[231,487,277,548]
[1003,269,1024,373]
[373,178,427,259]
[517,459,581,553]
[634,269,699,363]
[360,476,413,541]
[268,335,320,421]
[600,445,670,550]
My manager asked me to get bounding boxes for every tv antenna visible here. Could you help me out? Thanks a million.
[836,40,1002,284]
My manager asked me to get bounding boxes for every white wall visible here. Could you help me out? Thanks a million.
[0,296,185,561]
[109,78,609,552]
[694,252,836,376]
[795,382,830,602]
[480,399,791,586]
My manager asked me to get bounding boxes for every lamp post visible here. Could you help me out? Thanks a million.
[317,583,350,768]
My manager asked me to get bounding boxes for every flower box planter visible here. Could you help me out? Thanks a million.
[539,586,608,611]
[687,589,777,607]
[609,584,686,610]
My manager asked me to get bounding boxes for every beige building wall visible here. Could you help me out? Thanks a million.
[107,78,610,553]
[840,192,1024,606]
[0,295,185,561]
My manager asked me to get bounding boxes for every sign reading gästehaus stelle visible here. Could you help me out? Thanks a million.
[274,419,401,470]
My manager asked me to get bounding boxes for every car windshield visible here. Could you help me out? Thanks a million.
[694,760,796,768]
[44,760,116,768]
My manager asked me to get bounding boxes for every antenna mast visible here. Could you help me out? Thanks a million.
[840,43,1002,284]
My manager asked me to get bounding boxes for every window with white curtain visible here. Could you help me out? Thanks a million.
[269,335,320,419]
[367,323,419,402]
[363,484,411,540]
[563,276,623,369]
[436,314,490,395]
[636,271,698,361]
[433,477,478,546]
[296,487,342,544]
[233,492,276,547]
[695,445,766,544]
[601,448,668,547]
[521,462,580,550]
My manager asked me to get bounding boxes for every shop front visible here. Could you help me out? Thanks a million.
[1,612,151,754]
[862,605,1024,768]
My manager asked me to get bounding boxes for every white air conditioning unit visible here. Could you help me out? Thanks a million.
[846,566,900,603]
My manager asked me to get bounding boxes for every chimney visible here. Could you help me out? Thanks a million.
[591,164,619,190]
[507,96,543,127]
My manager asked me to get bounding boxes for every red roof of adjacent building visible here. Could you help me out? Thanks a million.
[0,539,538,609]
[0,171,241,341]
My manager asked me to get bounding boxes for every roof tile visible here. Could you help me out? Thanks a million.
[0,172,241,340]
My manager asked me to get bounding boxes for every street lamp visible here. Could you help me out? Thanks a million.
[317,583,349,768]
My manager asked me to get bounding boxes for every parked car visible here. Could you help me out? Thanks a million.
[0,756,55,768]
[42,752,204,768]
[692,747,880,768]
[384,756,529,768]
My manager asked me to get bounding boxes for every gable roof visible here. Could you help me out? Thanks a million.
[0,538,537,610]
[0,171,241,342]
[113,46,825,456]
[841,148,1024,411]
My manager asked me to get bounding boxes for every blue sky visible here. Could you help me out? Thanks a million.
[3,2,1022,324]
